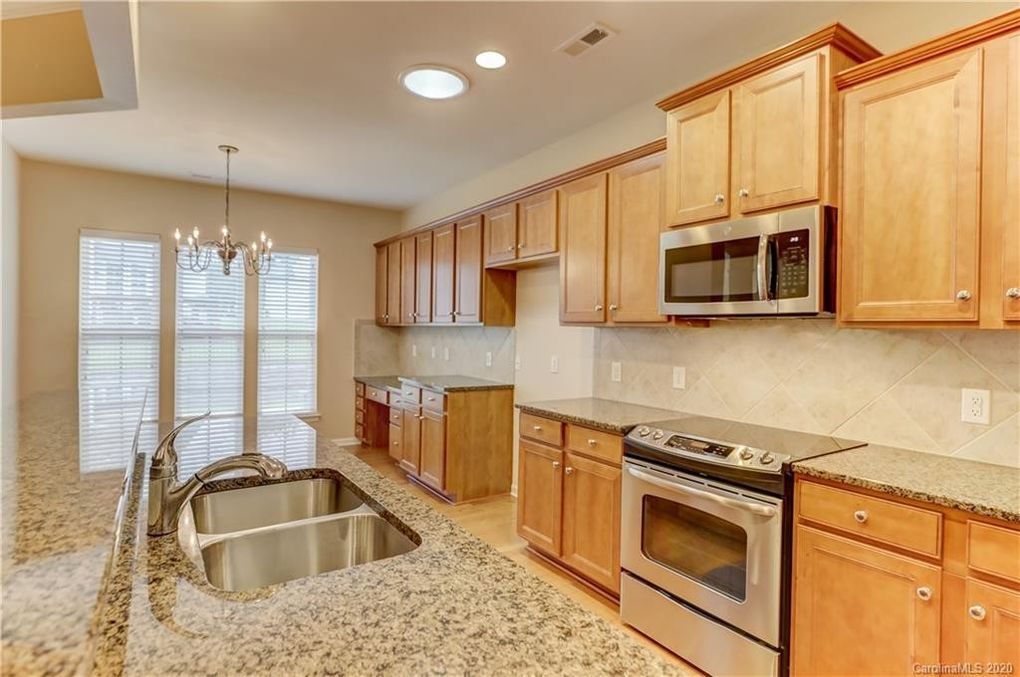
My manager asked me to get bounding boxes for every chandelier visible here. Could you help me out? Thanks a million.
[174,145,272,276]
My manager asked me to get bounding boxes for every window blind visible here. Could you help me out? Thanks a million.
[173,415,244,478]
[257,415,317,468]
[258,251,318,415]
[78,231,160,473]
[175,253,245,417]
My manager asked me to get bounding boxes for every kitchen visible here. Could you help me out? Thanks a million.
[2,2,1018,676]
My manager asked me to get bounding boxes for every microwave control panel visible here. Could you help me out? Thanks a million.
[775,229,810,299]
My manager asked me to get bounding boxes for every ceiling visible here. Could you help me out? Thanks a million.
[2,1,1013,210]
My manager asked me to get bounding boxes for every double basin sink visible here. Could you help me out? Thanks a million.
[178,477,418,592]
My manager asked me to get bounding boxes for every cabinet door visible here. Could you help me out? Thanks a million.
[559,173,608,323]
[375,246,388,325]
[431,224,455,324]
[517,440,563,557]
[518,190,558,258]
[734,54,820,213]
[454,216,483,323]
[399,238,416,325]
[414,231,432,324]
[607,153,668,324]
[388,422,401,460]
[1001,35,1020,321]
[400,407,421,475]
[386,242,401,325]
[964,579,1020,668]
[665,89,731,226]
[561,452,621,593]
[793,526,941,675]
[483,203,518,265]
[841,49,982,323]
[419,409,446,491]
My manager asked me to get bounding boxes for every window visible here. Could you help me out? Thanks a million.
[258,251,318,415]
[78,231,160,473]
[175,254,244,417]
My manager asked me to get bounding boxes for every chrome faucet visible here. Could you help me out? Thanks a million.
[147,412,287,536]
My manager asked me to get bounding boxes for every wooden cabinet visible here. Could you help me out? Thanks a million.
[454,216,482,323]
[399,237,416,326]
[399,405,421,474]
[734,54,820,213]
[1001,34,1020,322]
[483,202,518,265]
[793,525,941,675]
[561,452,621,592]
[387,423,401,460]
[606,153,668,324]
[840,49,983,323]
[665,89,730,226]
[431,223,454,324]
[559,173,608,323]
[964,579,1020,668]
[385,242,400,326]
[517,189,558,259]
[517,439,563,557]
[516,416,623,596]
[374,246,388,325]
[414,232,432,324]
[419,408,446,491]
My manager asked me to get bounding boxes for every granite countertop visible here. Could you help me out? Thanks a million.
[793,445,1020,523]
[516,398,682,434]
[3,391,682,676]
[398,375,514,393]
[353,374,404,390]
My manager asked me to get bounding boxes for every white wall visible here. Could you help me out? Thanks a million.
[1,140,19,439]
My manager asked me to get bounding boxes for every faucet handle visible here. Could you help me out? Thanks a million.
[153,411,211,466]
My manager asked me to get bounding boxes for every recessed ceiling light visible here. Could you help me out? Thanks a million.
[475,51,507,69]
[399,65,469,100]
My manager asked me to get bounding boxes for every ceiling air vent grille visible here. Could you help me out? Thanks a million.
[557,22,617,57]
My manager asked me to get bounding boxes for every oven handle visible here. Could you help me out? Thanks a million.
[626,466,777,518]
[757,233,772,302]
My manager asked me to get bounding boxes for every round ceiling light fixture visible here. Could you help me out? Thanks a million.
[474,51,507,69]
[399,64,469,100]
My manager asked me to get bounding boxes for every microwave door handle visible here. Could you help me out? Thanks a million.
[626,467,777,518]
[757,234,771,302]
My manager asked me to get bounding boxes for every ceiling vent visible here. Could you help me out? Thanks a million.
[557,22,617,57]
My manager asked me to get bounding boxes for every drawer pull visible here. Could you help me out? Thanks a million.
[533,425,542,432]
[427,396,436,402]
[916,587,932,602]
[552,461,561,469]
[853,510,869,524]
[587,439,597,447]
[565,467,574,476]
[393,441,400,446]
[969,605,986,621]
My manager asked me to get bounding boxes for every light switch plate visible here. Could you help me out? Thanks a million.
[961,388,990,424]
[550,355,559,374]
[611,361,622,382]
[485,351,492,367]
[443,347,450,362]
[515,355,521,371]
[672,366,686,390]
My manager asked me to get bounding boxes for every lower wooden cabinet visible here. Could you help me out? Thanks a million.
[399,405,421,474]
[517,415,622,596]
[387,422,401,460]
[964,579,1020,668]
[419,408,446,491]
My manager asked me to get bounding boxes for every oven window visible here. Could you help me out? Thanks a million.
[664,236,760,303]
[641,495,748,601]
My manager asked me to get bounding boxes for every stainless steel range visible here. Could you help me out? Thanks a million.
[620,416,864,676]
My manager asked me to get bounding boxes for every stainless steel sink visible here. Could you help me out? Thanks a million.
[190,477,363,534]
[198,512,418,591]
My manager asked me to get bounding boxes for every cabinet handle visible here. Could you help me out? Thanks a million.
[853,510,868,524]
[552,461,561,469]
[916,587,932,601]
[517,243,524,249]
[956,290,972,301]
[738,188,750,198]
[507,246,514,252]
[383,313,389,320]
[1006,287,1020,299]
[565,467,574,476]
[595,304,604,311]
[609,304,618,312]
[969,605,986,621]
[532,425,542,432]
[417,415,424,420]
[394,441,400,446]
[427,396,435,402]
[714,193,725,204]
[451,311,459,316]
[587,439,597,447]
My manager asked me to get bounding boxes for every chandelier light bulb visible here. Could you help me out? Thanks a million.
[260,231,266,243]
[174,228,181,242]
[187,235,194,246]
[267,238,273,250]
[192,226,200,240]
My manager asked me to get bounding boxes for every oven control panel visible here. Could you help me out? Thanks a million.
[630,426,789,471]
[663,435,732,458]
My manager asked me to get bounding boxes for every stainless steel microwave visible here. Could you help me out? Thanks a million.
[658,205,836,317]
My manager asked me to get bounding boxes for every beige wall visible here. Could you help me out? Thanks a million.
[2,140,19,421]
[18,159,401,438]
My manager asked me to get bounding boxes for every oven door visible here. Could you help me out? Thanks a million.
[621,458,783,646]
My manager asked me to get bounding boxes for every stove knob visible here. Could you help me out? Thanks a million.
[760,452,775,465]
[637,426,651,437]
[652,430,664,441]
[738,450,755,461]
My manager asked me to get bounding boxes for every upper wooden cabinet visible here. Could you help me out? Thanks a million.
[385,242,400,326]
[454,216,483,323]
[399,237,416,326]
[483,202,517,265]
[414,231,433,324]
[837,12,1020,328]
[374,245,388,325]
[559,173,608,323]
[431,224,455,324]
[657,24,880,228]
[517,189,558,260]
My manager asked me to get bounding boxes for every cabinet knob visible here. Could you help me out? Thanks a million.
[451,311,459,316]
[595,304,604,311]
[532,425,542,432]
[587,439,597,447]
[1006,287,1020,299]
[507,245,514,252]
[969,605,986,621]
[394,441,400,446]
[609,304,618,312]
[853,509,869,524]
[714,193,725,204]
[565,467,574,476]
[916,587,933,601]
[517,243,524,249]
[383,313,389,320]
[427,396,435,402]
[552,461,561,469]
[738,188,750,198]
[956,290,972,301]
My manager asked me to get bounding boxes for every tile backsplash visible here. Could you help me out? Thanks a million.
[593,320,1020,468]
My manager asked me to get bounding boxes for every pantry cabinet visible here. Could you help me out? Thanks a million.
[559,173,608,323]
[431,223,455,324]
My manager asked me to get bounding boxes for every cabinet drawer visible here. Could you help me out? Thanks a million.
[355,382,365,396]
[401,385,421,405]
[355,409,364,424]
[355,395,365,412]
[566,425,622,465]
[520,413,563,447]
[389,408,403,426]
[798,481,942,557]
[366,387,388,405]
[422,390,445,414]
[355,424,365,441]
[968,521,1020,584]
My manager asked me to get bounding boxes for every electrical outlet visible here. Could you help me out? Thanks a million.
[611,361,622,382]
[672,366,686,390]
[411,344,417,358]
[443,347,450,362]
[515,355,521,371]
[961,388,991,424]
[485,351,492,367]
[550,355,559,374]
[430,346,436,359]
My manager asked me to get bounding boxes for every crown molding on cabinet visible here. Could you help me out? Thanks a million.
[655,22,881,112]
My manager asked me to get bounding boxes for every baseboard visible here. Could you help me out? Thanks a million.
[332,436,360,447]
